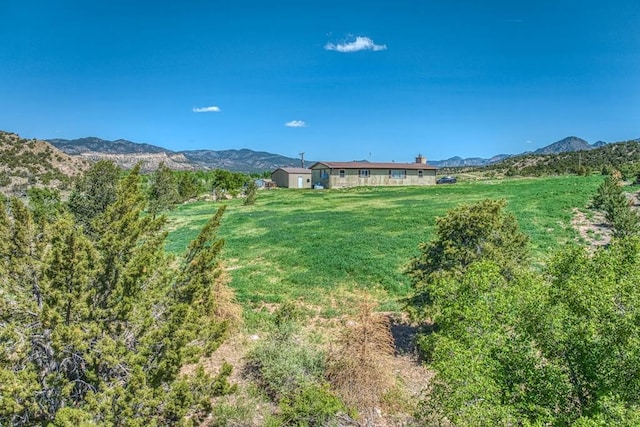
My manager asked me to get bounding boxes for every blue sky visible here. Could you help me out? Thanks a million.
[1,0,639,162]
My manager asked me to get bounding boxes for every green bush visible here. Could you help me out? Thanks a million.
[408,198,640,425]
[279,383,346,427]
[592,171,639,238]
[246,304,345,426]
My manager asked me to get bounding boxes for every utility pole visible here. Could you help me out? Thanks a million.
[299,152,305,168]
[578,152,582,170]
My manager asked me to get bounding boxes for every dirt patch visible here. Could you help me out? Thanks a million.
[571,208,611,250]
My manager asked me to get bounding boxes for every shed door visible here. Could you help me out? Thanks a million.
[297,176,304,188]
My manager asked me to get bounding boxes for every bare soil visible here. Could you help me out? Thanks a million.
[571,208,611,250]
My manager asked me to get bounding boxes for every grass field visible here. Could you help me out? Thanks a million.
[165,175,603,311]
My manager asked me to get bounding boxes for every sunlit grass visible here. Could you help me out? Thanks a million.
[165,175,603,309]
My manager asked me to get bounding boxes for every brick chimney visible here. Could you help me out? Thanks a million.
[415,154,426,164]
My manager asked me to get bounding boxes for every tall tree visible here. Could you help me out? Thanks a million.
[67,160,121,236]
[27,187,63,228]
[592,170,639,238]
[147,162,180,217]
[175,171,202,201]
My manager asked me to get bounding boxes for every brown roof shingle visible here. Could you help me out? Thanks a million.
[309,161,437,170]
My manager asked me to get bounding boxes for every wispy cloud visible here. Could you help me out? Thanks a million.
[285,120,307,128]
[192,105,221,113]
[324,36,387,53]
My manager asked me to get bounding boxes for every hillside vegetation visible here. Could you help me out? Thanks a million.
[477,139,640,177]
[0,131,88,196]
[0,165,238,425]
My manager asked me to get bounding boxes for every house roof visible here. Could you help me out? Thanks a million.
[309,161,437,170]
[272,167,312,174]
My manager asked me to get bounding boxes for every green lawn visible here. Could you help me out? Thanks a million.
[165,175,603,309]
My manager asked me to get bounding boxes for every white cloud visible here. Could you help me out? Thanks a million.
[285,120,307,128]
[192,105,221,113]
[324,36,387,53]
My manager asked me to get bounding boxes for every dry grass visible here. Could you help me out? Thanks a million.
[213,266,243,328]
[326,296,396,418]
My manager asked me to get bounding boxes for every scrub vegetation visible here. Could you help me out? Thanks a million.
[5,160,640,425]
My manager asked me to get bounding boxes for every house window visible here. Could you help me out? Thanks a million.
[389,169,406,179]
[359,169,370,178]
[418,170,424,178]
[320,169,329,179]
[339,169,345,178]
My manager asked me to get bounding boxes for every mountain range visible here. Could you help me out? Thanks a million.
[47,137,311,173]
[46,135,637,172]
[428,136,612,167]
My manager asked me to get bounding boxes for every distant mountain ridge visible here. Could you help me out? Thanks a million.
[47,137,172,155]
[181,148,312,172]
[48,137,310,173]
[46,134,638,172]
[431,136,613,167]
[429,154,511,167]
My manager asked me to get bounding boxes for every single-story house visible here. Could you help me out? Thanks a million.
[309,155,437,188]
[271,167,313,188]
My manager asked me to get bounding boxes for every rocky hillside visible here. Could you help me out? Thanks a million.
[0,131,88,196]
[48,137,195,171]
[48,137,310,173]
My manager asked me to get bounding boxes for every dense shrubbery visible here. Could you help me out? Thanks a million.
[407,198,640,425]
[0,165,238,425]
[144,163,253,214]
[406,199,528,319]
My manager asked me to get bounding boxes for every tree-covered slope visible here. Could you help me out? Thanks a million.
[482,139,640,177]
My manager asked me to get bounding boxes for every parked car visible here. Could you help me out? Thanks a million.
[436,176,457,184]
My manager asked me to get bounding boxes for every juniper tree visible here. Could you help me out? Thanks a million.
[0,166,237,425]
[593,170,639,238]
[147,162,180,218]
[243,180,258,206]
[67,160,121,236]
[406,199,529,318]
